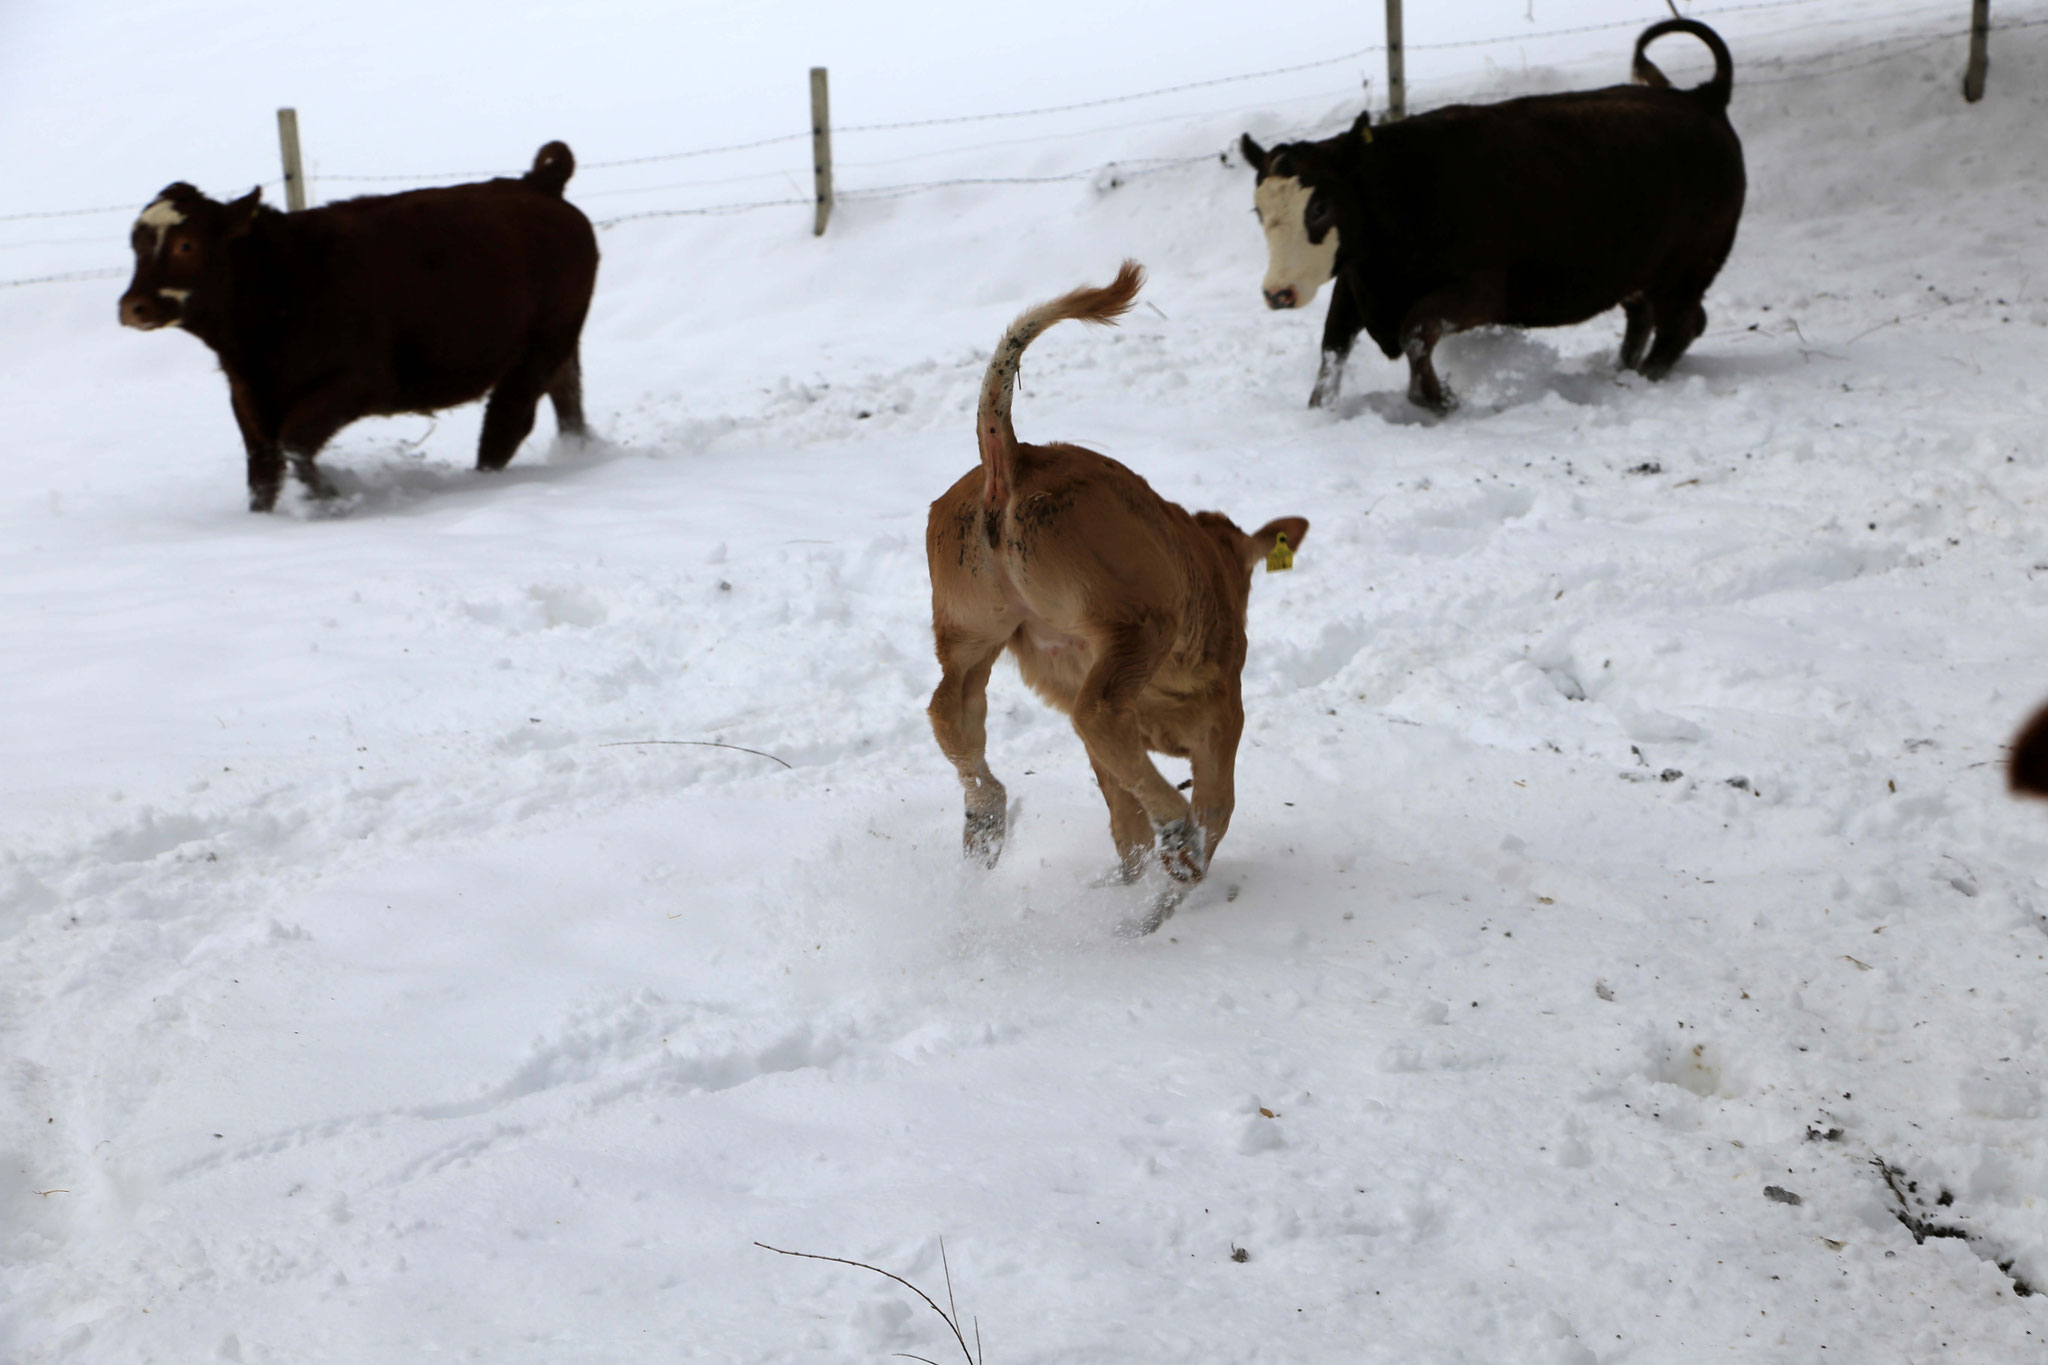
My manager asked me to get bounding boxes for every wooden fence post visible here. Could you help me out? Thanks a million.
[810,67,834,236]
[1384,0,1406,122]
[276,107,308,211]
[1963,0,1990,101]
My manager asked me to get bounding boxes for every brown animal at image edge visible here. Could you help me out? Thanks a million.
[2010,705,2048,798]
[926,260,1306,932]
[119,142,597,511]
[1242,18,1745,412]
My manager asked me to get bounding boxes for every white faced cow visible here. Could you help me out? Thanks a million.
[1243,19,1746,413]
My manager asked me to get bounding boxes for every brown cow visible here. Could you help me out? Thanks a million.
[119,142,598,511]
[925,262,1307,931]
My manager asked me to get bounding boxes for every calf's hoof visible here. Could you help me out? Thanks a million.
[1089,852,1149,888]
[963,809,1006,868]
[1117,880,1190,938]
[248,483,280,513]
[1155,819,1209,884]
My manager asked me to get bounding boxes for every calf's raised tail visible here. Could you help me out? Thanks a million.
[525,141,576,196]
[1632,19,1734,112]
[977,260,1144,512]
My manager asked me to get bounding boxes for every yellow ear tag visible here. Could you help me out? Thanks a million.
[1265,533,1294,572]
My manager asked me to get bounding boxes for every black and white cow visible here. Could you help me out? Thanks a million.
[1241,18,1746,413]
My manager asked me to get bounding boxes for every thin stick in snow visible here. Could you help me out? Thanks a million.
[756,1239,983,1365]
[597,739,792,768]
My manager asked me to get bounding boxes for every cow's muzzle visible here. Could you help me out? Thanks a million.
[1263,287,1300,311]
[119,293,173,330]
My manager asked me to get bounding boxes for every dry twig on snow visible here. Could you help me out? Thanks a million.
[757,1238,983,1365]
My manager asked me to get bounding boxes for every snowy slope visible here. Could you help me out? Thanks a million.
[6,3,2048,1362]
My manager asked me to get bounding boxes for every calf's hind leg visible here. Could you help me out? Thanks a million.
[1187,701,1244,869]
[928,627,1013,866]
[1089,755,1155,884]
[1070,621,1199,880]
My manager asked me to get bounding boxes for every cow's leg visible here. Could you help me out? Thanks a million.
[927,625,1013,867]
[1088,754,1154,884]
[1398,275,1507,414]
[1401,320,1452,413]
[1619,294,1654,373]
[476,351,557,472]
[1070,620,1200,882]
[1309,277,1364,409]
[547,350,588,440]
[229,378,285,513]
[1640,289,1709,380]
[1121,701,1244,934]
[275,383,370,503]
[1187,698,1244,872]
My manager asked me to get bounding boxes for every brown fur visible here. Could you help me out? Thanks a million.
[118,142,597,511]
[2010,703,2048,798]
[927,262,1307,926]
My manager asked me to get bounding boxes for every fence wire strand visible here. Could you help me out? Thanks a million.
[4,3,2037,283]
[33,0,1861,203]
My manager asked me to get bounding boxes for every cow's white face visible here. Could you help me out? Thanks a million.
[122,199,197,330]
[122,195,206,331]
[1255,174,1338,311]
[136,197,186,258]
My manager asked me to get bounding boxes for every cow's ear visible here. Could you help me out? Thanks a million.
[1244,517,1309,574]
[1350,110,1375,143]
[1239,134,1268,171]
[224,186,263,237]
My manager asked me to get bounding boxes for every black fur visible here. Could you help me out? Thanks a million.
[1243,20,1745,412]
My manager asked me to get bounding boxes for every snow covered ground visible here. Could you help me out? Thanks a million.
[5,2,2048,1361]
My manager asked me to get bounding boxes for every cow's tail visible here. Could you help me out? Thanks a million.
[976,260,1144,512]
[525,142,576,196]
[1633,19,1734,113]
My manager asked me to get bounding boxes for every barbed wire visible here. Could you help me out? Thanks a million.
[590,195,813,228]
[0,180,288,225]
[0,203,145,225]
[320,130,824,185]
[26,0,1854,205]
[3,3,2033,283]
[1745,13,2048,84]
[588,154,1220,227]
[0,267,125,289]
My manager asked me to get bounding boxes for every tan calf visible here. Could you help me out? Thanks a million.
[925,261,1306,927]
